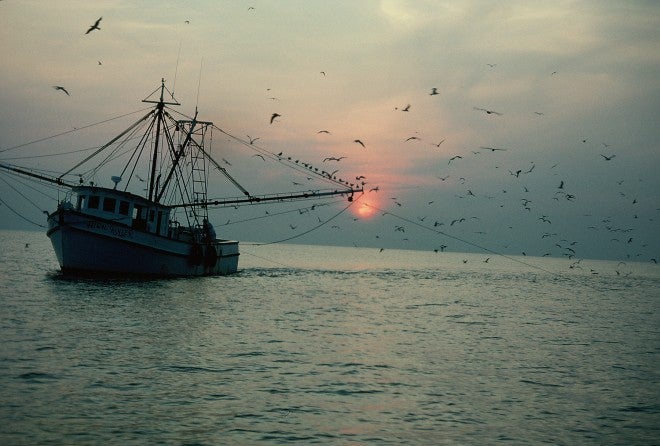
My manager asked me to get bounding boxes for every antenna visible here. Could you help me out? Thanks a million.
[172,39,182,99]
[195,57,204,111]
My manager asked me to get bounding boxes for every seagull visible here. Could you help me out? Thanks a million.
[400,104,411,112]
[431,139,446,147]
[85,17,102,34]
[247,135,260,144]
[448,155,462,164]
[270,113,281,124]
[486,63,497,68]
[405,136,420,142]
[252,154,265,161]
[474,107,502,116]
[52,86,70,96]
[480,146,506,152]
[429,87,439,95]
[317,130,331,134]
[353,139,365,148]
[600,154,616,161]
[323,156,346,162]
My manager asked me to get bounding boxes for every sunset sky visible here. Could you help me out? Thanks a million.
[1,1,658,262]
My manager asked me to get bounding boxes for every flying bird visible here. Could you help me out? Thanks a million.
[52,86,70,96]
[317,130,331,134]
[247,135,260,144]
[474,107,502,116]
[85,17,102,34]
[405,136,420,142]
[448,155,462,164]
[480,146,506,152]
[431,139,446,147]
[353,139,365,148]
[429,87,439,95]
[270,113,281,124]
[252,154,265,161]
[600,154,616,161]
[323,156,346,162]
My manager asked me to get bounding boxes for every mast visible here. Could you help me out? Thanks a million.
[142,78,180,203]
[148,81,164,201]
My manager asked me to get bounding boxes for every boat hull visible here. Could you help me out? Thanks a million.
[47,210,238,277]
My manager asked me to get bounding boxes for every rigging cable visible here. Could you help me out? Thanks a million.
[364,202,560,276]
[0,107,153,155]
[0,174,54,214]
[212,125,357,190]
[245,193,362,246]
[0,196,46,228]
[217,199,337,226]
[0,174,50,228]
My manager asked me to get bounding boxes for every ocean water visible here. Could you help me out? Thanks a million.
[0,230,658,445]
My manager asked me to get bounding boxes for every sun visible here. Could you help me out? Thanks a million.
[352,200,378,220]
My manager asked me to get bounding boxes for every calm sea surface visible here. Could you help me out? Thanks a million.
[1,230,658,445]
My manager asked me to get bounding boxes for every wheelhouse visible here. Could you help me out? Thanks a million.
[72,185,171,237]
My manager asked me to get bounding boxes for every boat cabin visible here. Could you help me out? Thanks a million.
[72,185,171,237]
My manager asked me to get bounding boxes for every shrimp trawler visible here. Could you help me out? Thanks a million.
[0,80,362,276]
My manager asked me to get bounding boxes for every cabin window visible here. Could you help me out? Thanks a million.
[132,205,147,230]
[103,197,117,213]
[149,210,155,222]
[77,195,86,210]
[88,195,100,209]
[118,200,130,216]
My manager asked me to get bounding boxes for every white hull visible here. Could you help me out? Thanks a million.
[47,210,238,277]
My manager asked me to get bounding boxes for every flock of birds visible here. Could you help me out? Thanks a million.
[249,66,656,269]
[42,13,656,269]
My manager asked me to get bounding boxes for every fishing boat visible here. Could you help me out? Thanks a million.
[0,80,362,276]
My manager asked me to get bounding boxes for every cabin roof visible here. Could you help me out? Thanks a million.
[72,185,170,209]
